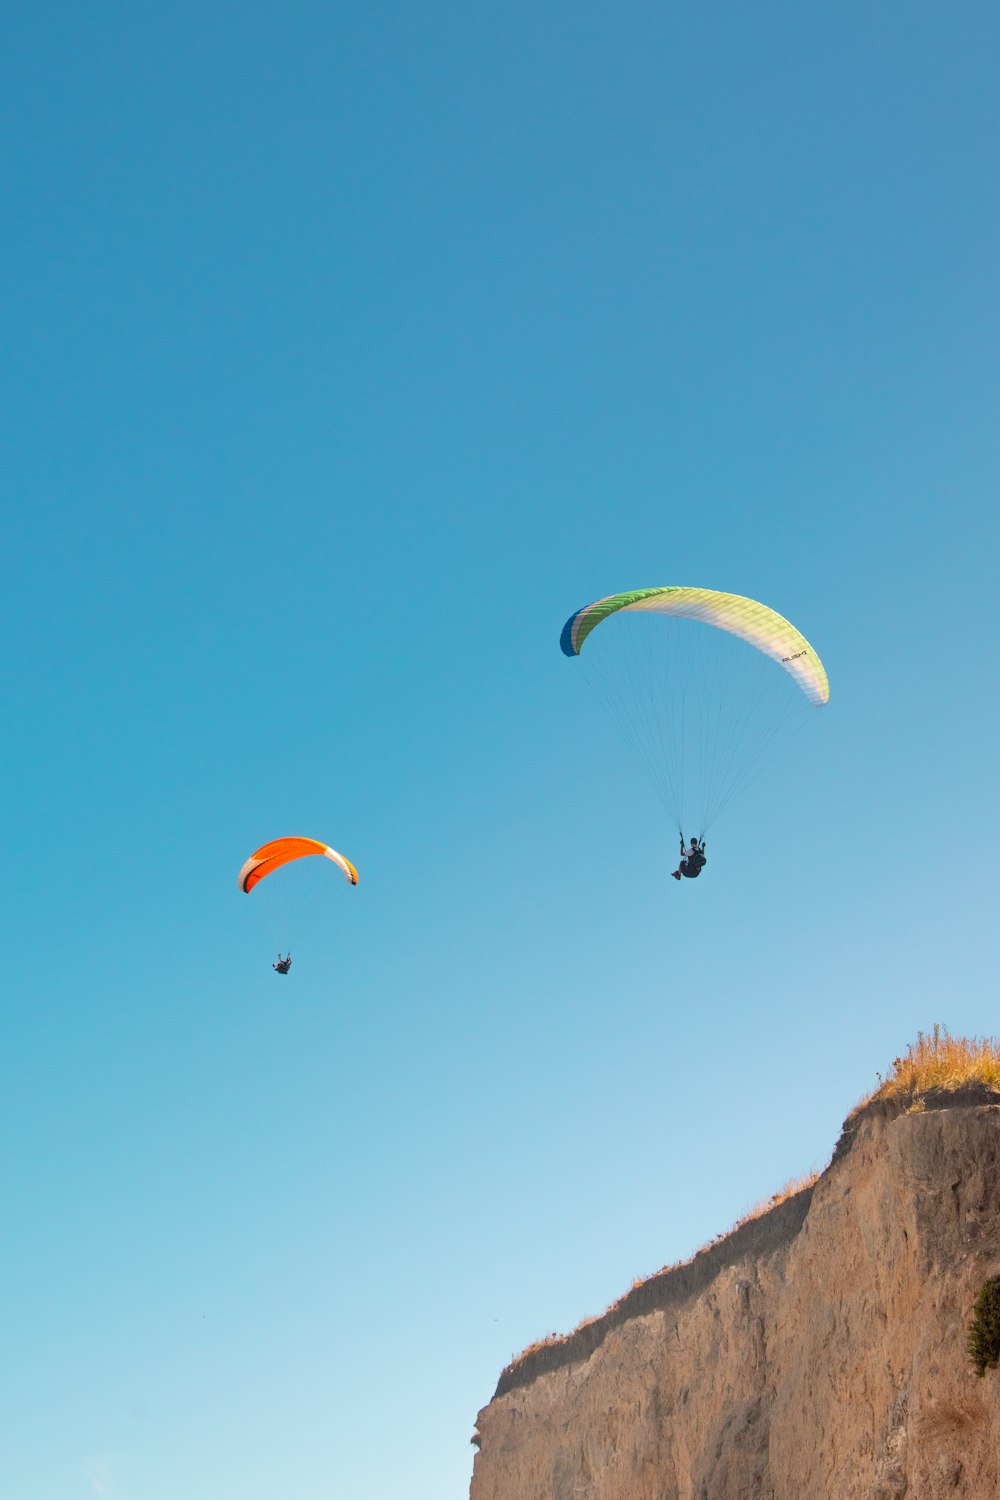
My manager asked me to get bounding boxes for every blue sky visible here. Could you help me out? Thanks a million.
[3,2,998,1496]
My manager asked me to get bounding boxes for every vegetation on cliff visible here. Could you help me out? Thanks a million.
[858,1026,1000,1112]
[968,1277,1000,1377]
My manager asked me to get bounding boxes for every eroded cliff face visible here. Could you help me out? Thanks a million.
[470,1094,1000,1500]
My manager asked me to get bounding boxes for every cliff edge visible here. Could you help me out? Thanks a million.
[470,1088,1000,1499]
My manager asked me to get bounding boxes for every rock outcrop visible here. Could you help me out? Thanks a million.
[470,1090,1000,1499]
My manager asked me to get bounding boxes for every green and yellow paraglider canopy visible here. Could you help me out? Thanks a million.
[560,587,829,706]
[560,586,829,833]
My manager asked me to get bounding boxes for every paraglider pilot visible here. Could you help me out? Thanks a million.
[671,835,706,881]
[273,953,292,975]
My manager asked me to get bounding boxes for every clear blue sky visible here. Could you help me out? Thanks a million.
[3,2,998,1496]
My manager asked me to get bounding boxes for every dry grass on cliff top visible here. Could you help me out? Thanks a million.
[852,1026,1000,1114]
[731,1171,820,1232]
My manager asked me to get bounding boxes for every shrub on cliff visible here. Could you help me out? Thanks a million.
[967,1277,1000,1377]
[866,1025,1000,1108]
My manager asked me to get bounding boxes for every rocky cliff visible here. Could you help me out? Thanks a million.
[470,1089,1000,1500]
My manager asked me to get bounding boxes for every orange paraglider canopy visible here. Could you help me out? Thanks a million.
[238,837,359,894]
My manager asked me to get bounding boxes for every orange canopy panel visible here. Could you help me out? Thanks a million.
[238,837,359,893]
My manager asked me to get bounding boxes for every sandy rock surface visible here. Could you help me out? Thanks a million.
[470,1098,1000,1500]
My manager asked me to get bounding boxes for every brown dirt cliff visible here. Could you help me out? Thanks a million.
[470,1089,1000,1499]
